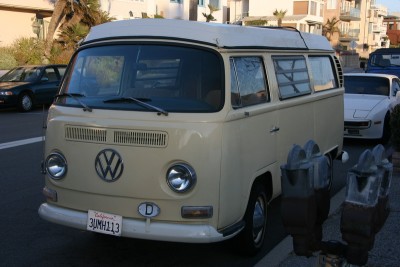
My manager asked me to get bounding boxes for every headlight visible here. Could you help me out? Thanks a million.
[166,163,196,193]
[0,91,13,95]
[45,152,67,179]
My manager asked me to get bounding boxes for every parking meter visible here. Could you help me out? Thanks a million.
[280,144,316,256]
[372,144,392,232]
[341,149,381,266]
[304,140,330,250]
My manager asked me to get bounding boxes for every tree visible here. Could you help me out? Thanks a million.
[273,9,287,27]
[202,4,219,22]
[322,17,340,41]
[43,0,113,63]
[43,0,68,63]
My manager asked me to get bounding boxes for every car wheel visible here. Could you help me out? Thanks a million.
[325,153,333,191]
[381,114,391,144]
[18,93,33,112]
[237,183,267,256]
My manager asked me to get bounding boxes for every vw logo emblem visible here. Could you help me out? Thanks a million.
[95,149,124,182]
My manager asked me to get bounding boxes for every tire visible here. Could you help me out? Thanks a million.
[18,93,33,112]
[381,114,391,144]
[325,153,333,191]
[237,183,267,256]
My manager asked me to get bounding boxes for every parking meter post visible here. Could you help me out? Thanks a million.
[372,144,392,232]
[340,149,381,266]
[317,240,346,267]
[304,140,330,251]
[280,144,316,256]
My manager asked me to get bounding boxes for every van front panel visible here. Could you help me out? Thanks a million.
[44,107,223,224]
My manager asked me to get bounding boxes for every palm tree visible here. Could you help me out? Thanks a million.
[43,0,113,63]
[57,23,90,50]
[202,4,219,22]
[322,17,341,41]
[273,9,287,27]
[43,0,68,63]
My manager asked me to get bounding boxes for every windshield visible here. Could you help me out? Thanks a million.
[0,67,41,82]
[344,76,390,96]
[370,53,400,67]
[58,44,224,113]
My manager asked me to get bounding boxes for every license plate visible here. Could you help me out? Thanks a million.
[87,210,122,236]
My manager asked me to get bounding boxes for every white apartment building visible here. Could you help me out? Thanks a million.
[233,0,324,34]
[99,0,227,23]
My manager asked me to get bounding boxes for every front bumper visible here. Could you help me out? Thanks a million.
[344,120,382,139]
[38,203,231,243]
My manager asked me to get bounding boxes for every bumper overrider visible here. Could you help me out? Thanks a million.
[38,203,234,243]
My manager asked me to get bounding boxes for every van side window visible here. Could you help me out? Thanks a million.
[230,57,269,108]
[272,56,311,100]
[309,56,337,91]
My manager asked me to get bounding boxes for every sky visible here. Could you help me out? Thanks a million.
[376,0,400,13]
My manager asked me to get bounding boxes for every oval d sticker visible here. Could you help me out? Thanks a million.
[138,202,160,218]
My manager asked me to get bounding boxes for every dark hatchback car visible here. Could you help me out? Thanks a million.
[0,64,67,112]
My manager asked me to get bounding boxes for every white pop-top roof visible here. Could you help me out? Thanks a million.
[83,19,333,51]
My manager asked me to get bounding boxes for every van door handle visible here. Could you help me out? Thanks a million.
[270,126,280,133]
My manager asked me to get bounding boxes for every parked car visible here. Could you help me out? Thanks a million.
[344,73,400,142]
[365,48,400,77]
[0,64,67,112]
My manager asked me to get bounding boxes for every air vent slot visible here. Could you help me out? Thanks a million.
[65,126,107,143]
[333,55,344,88]
[114,130,168,147]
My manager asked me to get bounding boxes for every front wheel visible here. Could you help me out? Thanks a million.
[237,183,267,256]
[18,93,33,112]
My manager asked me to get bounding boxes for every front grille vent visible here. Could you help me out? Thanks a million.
[65,126,107,143]
[114,130,168,147]
[65,125,168,147]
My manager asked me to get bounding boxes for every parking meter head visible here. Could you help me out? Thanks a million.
[372,144,393,198]
[304,140,329,189]
[280,145,314,198]
[345,150,380,207]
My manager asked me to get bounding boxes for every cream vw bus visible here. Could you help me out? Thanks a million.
[39,19,344,255]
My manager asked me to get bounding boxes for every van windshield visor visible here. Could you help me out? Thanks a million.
[57,44,224,113]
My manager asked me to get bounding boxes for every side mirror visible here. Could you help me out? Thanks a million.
[396,91,400,99]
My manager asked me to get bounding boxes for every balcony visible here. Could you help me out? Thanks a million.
[339,28,360,42]
[372,25,386,33]
[340,8,361,21]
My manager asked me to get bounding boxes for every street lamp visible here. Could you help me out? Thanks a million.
[32,20,41,38]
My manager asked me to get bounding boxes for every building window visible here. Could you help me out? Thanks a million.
[170,0,183,3]
[209,0,220,8]
[198,0,205,6]
[327,0,337,9]
[310,1,317,16]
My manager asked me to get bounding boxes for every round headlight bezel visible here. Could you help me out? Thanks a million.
[166,163,197,193]
[45,152,68,180]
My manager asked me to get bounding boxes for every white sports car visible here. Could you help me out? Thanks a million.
[344,73,400,142]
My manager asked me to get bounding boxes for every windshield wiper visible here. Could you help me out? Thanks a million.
[54,93,92,112]
[104,97,168,116]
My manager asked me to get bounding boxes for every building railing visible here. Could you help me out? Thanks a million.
[340,7,361,20]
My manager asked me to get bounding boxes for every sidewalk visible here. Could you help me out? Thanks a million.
[256,172,400,267]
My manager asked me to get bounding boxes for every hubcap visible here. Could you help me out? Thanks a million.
[22,95,32,111]
[252,196,266,243]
